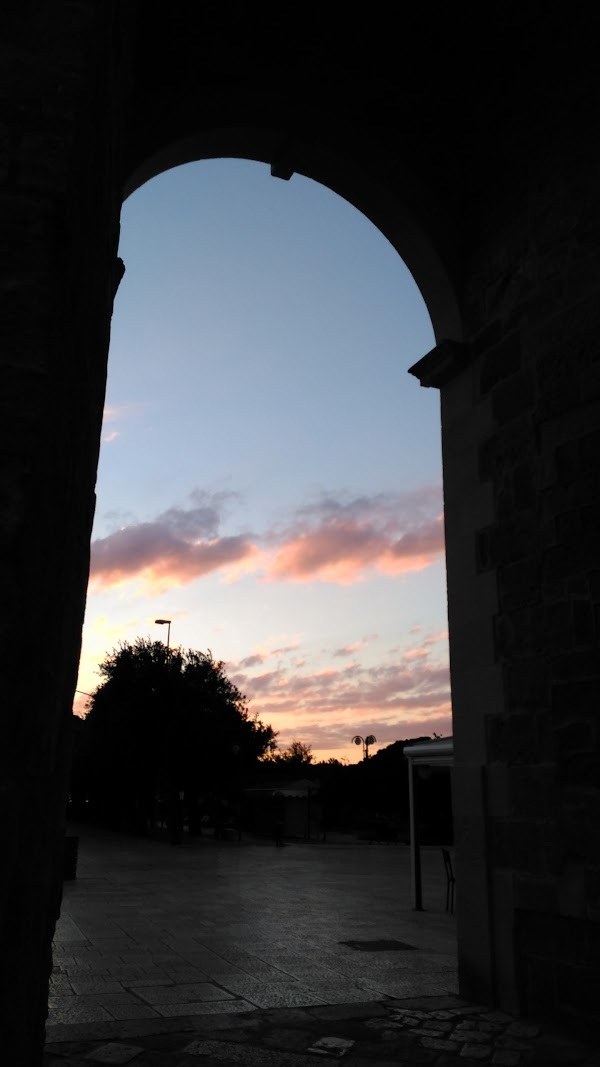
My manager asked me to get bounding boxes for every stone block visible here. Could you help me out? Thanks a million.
[514,875,558,914]
[557,866,587,919]
[551,679,598,722]
[83,1042,144,1064]
[309,1001,386,1021]
[491,369,535,423]
[551,649,599,681]
[479,336,522,396]
[552,720,595,756]
[156,999,254,1017]
[486,762,510,818]
[558,752,600,790]
[459,1043,492,1058]
[17,130,69,194]
[504,660,551,710]
[539,600,574,653]
[498,556,540,610]
[509,766,559,819]
[511,461,536,511]
[491,1052,520,1066]
[487,714,539,764]
[521,956,557,1017]
[490,819,546,874]
[138,983,235,1005]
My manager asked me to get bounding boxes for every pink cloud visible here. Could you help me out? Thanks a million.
[424,630,450,645]
[271,643,300,656]
[333,634,378,658]
[237,644,300,670]
[236,657,451,728]
[238,653,267,668]
[91,528,259,591]
[89,485,445,591]
[272,713,452,759]
[264,489,445,584]
[90,490,258,591]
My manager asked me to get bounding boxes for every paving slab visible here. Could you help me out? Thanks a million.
[47,824,457,1033]
[44,996,600,1065]
[43,826,599,1065]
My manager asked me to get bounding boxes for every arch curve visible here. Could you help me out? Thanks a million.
[122,127,463,346]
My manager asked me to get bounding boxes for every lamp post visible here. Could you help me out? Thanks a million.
[352,734,377,761]
[154,618,172,838]
[155,618,171,651]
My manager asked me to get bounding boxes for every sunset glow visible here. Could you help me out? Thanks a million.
[74,159,451,762]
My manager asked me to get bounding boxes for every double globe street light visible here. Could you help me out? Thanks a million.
[352,733,377,761]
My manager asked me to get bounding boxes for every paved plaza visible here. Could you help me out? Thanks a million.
[44,825,598,1064]
[49,824,457,1027]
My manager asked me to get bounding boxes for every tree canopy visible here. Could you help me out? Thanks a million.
[68,639,451,844]
[262,739,314,769]
[73,638,276,833]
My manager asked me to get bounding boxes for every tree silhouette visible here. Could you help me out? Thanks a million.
[78,638,276,837]
[264,739,314,770]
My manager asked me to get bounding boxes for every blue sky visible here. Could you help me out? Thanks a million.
[75,158,451,762]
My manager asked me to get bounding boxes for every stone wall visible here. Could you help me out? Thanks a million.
[0,3,125,1060]
[447,117,600,1020]
[0,5,599,1060]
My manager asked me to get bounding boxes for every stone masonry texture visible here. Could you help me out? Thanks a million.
[1,4,599,1062]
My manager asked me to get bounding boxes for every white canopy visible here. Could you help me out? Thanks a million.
[403,737,453,910]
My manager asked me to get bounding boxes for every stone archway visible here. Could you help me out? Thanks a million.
[2,5,599,1062]
[122,128,463,347]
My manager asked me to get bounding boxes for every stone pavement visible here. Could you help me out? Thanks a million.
[43,995,599,1066]
[43,825,599,1065]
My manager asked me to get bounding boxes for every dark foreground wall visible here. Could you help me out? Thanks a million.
[0,4,598,1060]
[0,4,124,1060]
[412,114,600,1017]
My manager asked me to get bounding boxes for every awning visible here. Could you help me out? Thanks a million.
[403,737,453,910]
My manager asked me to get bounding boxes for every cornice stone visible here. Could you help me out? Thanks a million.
[408,339,470,389]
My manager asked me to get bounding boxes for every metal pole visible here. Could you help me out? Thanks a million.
[408,759,423,910]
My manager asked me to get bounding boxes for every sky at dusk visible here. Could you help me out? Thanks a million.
[74,158,451,762]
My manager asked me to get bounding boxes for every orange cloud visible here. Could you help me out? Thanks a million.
[91,529,260,591]
[263,488,444,584]
[424,630,450,645]
[272,711,452,762]
[235,656,451,723]
[89,490,258,591]
[242,651,453,762]
[265,516,444,584]
[264,485,446,584]
[332,634,378,658]
[267,521,387,583]
[89,485,445,591]
[236,642,301,670]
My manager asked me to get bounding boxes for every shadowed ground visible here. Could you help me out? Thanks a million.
[49,824,457,1028]
[44,827,597,1064]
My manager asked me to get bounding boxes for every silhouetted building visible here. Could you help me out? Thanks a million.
[243,779,323,841]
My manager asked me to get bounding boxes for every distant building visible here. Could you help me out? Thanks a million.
[243,778,323,841]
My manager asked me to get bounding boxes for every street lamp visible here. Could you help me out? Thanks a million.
[352,734,377,761]
[155,618,171,650]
